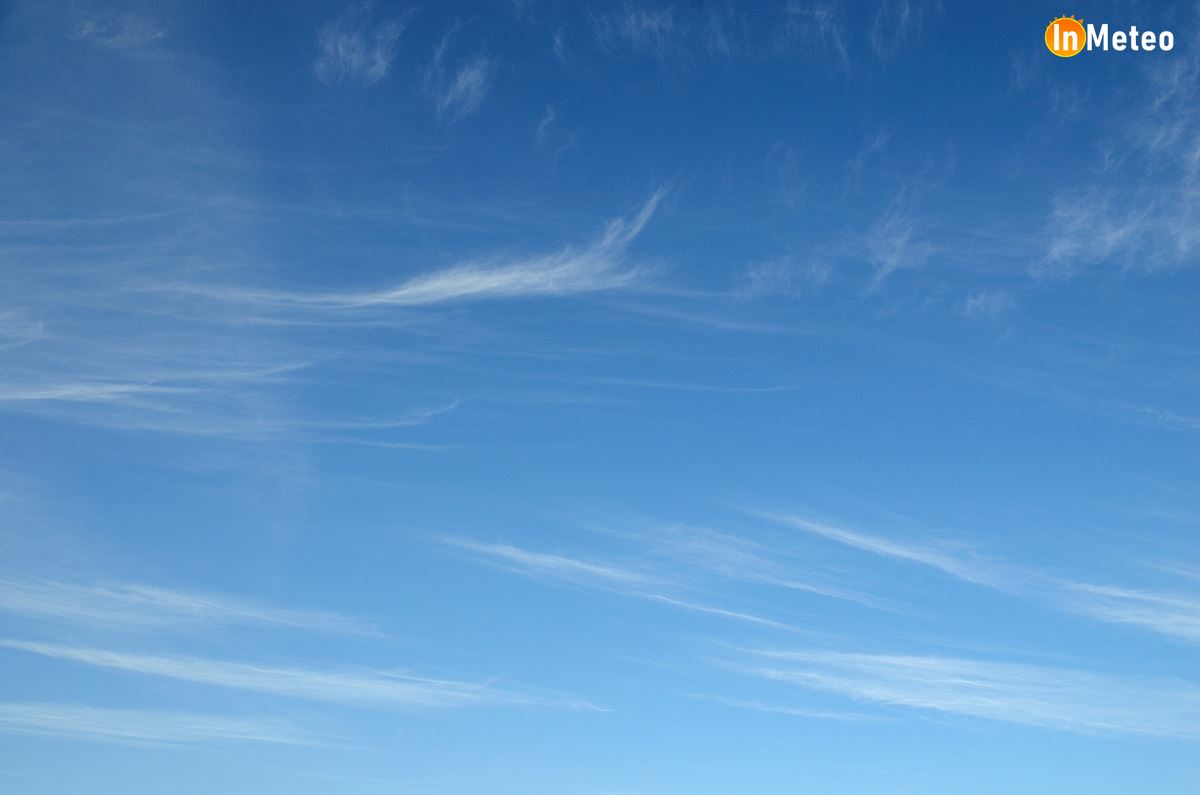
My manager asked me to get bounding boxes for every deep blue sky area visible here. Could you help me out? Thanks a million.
[2,2,1200,793]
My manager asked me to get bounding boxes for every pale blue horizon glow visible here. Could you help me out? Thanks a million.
[2,1,1200,793]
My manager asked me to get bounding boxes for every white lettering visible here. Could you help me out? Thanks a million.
[1087,23,1109,50]
[1060,25,1079,52]
[1079,22,1174,54]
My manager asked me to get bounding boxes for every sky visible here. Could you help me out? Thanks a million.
[1,0,1199,792]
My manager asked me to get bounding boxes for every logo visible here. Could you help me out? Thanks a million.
[1046,16,1086,57]
[1045,16,1175,57]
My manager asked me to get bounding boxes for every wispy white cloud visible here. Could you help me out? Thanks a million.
[424,27,494,122]
[442,536,809,633]
[1060,582,1200,644]
[444,515,892,633]
[0,702,312,747]
[187,191,664,310]
[1037,25,1200,277]
[755,510,1200,646]
[700,5,749,59]
[755,512,1004,587]
[962,288,1015,321]
[70,14,166,51]
[432,55,493,121]
[0,577,376,635]
[739,255,830,298]
[868,0,933,59]
[695,693,874,722]
[535,104,558,145]
[443,538,654,588]
[551,25,571,64]
[1107,401,1200,434]
[1038,189,1155,276]
[845,129,890,195]
[863,199,933,289]
[1,13,460,446]
[0,639,598,711]
[624,522,884,607]
[0,381,193,404]
[774,3,850,69]
[592,5,681,61]
[639,593,804,633]
[0,360,458,440]
[732,647,1200,738]
[0,194,661,441]
[0,360,303,438]
[585,3,890,67]
[315,2,410,85]
[0,310,44,351]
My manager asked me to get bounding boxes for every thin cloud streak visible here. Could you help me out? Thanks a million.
[755,510,1200,646]
[0,354,459,440]
[732,647,1200,739]
[179,191,665,310]
[695,693,875,722]
[1061,582,1200,644]
[642,593,805,634]
[754,511,1003,586]
[443,536,809,632]
[443,538,654,587]
[0,702,313,747]
[615,522,891,609]
[0,639,599,711]
[0,577,377,636]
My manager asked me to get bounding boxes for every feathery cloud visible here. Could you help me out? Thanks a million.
[443,538,654,588]
[443,516,890,633]
[755,512,1003,587]
[315,2,410,85]
[442,535,806,632]
[1038,28,1200,276]
[70,14,165,51]
[0,639,595,711]
[733,647,1200,738]
[592,5,680,61]
[0,703,312,747]
[424,27,494,122]
[864,200,933,289]
[189,191,664,310]
[0,577,376,635]
[1060,582,1200,644]
[756,510,1200,646]
[868,0,932,59]
[962,288,1015,320]
[535,104,558,145]
[775,3,850,69]
[740,255,831,298]
[625,522,883,606]
[700,5,749,59]
[696,693,873,722]
[432,55,493,121]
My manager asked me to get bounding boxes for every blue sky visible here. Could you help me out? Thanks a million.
[2,0,1200,792]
